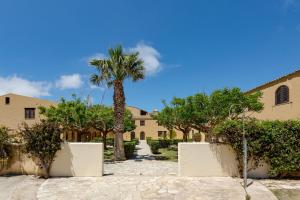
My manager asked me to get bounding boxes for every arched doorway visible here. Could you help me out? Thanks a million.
[140,131,145,140]
[130,132,135,140]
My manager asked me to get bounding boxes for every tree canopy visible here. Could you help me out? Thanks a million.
[156,87,263,141]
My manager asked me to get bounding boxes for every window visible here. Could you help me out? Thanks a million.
[25,108,35,119]
[140,120,145,126]
[275,85,289,105]
[158,131,166,138]
[5,97,10,105]
[140,110,147,115]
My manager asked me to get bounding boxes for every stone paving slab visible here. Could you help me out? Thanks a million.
[0,175,44,200]
[37,176,246,200]
[104,160,178,176]
[246,180,278,200]
[259,179,300,200]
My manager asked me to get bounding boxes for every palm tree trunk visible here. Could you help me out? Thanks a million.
[113,80,126,161]
[102,132,108,150]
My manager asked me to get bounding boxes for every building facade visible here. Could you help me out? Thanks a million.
[0,93,56,134]
[0,93,193,140]
[123,106,192,140]
[246,70,300,120]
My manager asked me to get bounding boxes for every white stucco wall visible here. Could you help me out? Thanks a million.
[178,142,240,177]
[178,142,274,178]
[50,143,103,177]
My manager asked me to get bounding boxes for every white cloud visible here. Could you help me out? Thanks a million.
[282,0,298,12]
[129,42,161,75]
[85,53,106,64]
[56,74,83,89]
[0,75,51,97]
[87,42,162,76]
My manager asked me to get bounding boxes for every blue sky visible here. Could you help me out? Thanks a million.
[0,0,300,111]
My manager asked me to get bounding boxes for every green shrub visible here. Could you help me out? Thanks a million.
[193,132,202,142]
[214,119,300,177]
[124,141,136,159]
[157,139,171,148]
[20,121,62,178]
[106,138,114,146]
[90,137,102,143]
[146,137,152,144]
[149,140,160,154]
[0,126,10,161]
[170,139,183,145]
[131,138,139,145]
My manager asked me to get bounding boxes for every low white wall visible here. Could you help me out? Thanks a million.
[178,142,273,178]
[178,142,239,177]
[50,143,103,177]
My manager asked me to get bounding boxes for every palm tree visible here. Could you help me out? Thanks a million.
[90,45,144,161]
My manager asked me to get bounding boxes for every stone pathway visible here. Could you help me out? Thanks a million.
[246,180,278,200]
[0,142,285,200]
[104,159,178,176]
[259,179,300,200]
[136,140,152,159]
[0,175,44,200]
[37,176,246,200]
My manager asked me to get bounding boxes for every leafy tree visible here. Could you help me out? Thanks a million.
[157,87,263,142]
[88,105,113,149]
[0,126,10,161]
[90,45,144,161]
[39,96,91,141]
[153,104,175,135]
[208,87,263,128]
[156,98,194,142]
[123,109,136,133]
[20,121,62,178]
[186,93,210,133]
[88,105,136,150]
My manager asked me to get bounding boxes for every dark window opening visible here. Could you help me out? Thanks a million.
[140,120,145,126]
[5,97,10,105]
[275,85,289,105]
[140,110,147,115]
[25,108,35,119]
[158,131,167,138]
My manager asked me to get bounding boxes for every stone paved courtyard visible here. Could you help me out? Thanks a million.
[0,141,288,200]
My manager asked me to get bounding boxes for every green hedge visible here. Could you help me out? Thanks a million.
[90,137,114,146]
[148,139,183,154]
[214,119,300,177]
[146,137,152,144]
[149,140,160,154]
[124,141,136,159]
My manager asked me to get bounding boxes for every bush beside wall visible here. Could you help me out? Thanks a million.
[214,119,300,177]
[124,141,136,159]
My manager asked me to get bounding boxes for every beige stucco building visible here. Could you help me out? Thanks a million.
[246,70,300,120]
[123,106,193,140]
[0,93,192,140]
[0,93,56,134]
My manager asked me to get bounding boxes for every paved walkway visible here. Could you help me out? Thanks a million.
[247,180,278,200]
[37,176,246,200]
[136,140,152,159]
[259,179,300,200]
[0,142,283,200]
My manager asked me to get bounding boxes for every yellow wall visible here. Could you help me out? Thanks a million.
[123,106,193,140]
[0,143,104,177]
[0,93,56,134]
[248,72,300,120]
